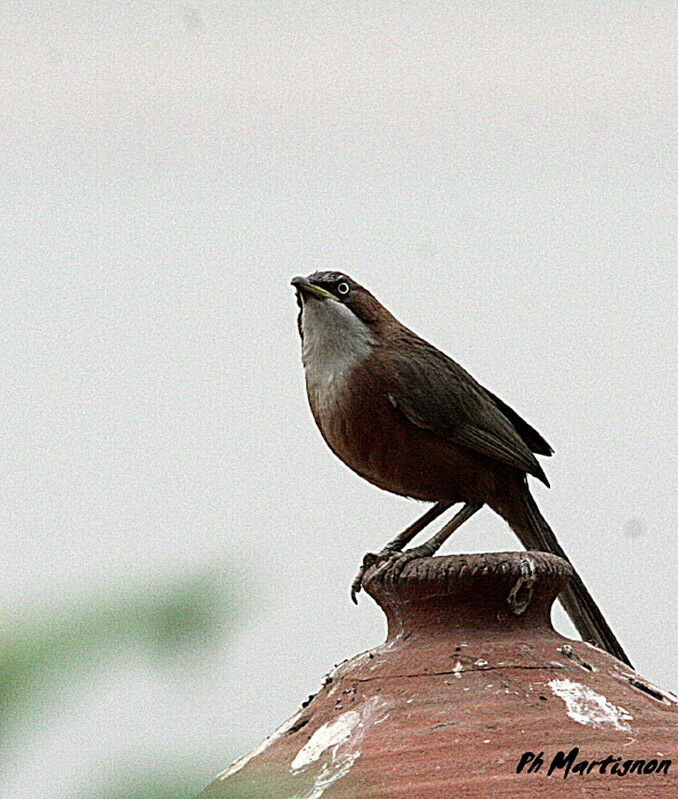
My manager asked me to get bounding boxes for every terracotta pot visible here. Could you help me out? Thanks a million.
[199,551,677,798]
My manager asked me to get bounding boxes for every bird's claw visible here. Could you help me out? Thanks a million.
[368,544,437,587]
[350,574,363,604]
[351,545,434,602]
[369,549,410,582]
[351,544,437,602]
[350,550,395,603]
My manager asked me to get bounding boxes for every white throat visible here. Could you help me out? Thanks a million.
[300,298,374,413]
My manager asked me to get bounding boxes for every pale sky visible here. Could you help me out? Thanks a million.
[0,2,676,796]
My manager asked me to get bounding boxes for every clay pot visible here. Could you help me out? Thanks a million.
[199,551,677,798]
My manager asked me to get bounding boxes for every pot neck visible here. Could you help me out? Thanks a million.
[363,551,572,644]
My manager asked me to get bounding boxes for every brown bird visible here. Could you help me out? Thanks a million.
[292,270,632,667]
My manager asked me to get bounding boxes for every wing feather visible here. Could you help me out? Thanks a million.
[387,338,550,486]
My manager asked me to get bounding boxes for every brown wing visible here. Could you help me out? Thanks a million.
[387,337,551,486]
[483,388,553,457]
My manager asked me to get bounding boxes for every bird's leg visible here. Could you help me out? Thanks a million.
[368,502,484,584]
[350,501,452,603]
[377,501,455,554]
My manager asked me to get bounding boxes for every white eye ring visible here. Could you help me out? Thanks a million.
[337,281,350,295]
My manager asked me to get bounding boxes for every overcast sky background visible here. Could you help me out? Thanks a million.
[1,2,676,796]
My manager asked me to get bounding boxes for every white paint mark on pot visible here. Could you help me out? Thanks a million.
[548,679,633,731]
[290,711,361,772]
[452,661,463,678]
[216,709,304,780]
[290,696,390,799]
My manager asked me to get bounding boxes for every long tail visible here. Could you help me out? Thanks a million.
[493,489,632,667]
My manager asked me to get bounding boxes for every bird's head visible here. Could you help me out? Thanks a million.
[291,272,392,338]
[291,271,399,372]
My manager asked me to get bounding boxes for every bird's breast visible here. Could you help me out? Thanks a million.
[304,351,421,496]
[305,352,387,473]
[304,350,495,503]
[301,299,375,422]
[303,341,370,420]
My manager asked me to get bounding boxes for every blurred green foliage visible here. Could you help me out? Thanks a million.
[0,568,248,798]
[78,758,237,799]
[83,765,286,799]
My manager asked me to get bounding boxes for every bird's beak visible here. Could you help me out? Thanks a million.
[291,276,335,300]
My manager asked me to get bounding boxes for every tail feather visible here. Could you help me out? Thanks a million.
[496,490,632,667]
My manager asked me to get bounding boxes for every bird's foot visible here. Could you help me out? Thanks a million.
[369,543,438,583]
[350,548,399,604]
[351,543,438,603]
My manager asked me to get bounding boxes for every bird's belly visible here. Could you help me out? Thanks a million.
[310,379,491,503]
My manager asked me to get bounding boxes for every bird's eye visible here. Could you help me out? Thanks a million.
[336,281,350,296]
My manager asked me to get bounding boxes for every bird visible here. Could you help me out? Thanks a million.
[291,270,631,667]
